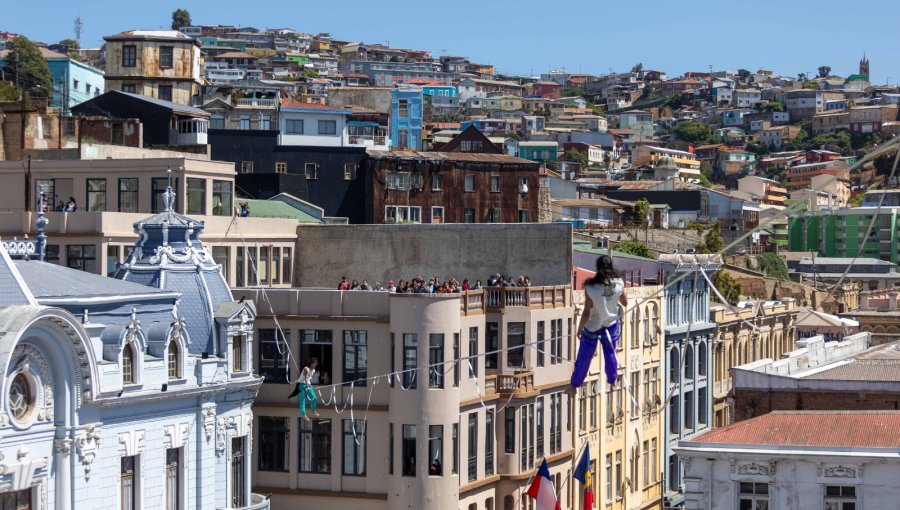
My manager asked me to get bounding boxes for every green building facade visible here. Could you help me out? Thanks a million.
[789,208,900,263]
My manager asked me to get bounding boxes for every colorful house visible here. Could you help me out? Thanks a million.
[390,88,424,150]
[517,141,559,162]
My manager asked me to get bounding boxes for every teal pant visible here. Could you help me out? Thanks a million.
[299,383,317,416]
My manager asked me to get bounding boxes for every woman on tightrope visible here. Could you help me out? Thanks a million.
[569,255,627,394]
[289,358,321,421]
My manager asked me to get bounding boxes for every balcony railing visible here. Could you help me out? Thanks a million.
[221,493,270,510]
[497,371,534,395]
[482,375,497,395]
[485,452,494,476]
[460,291,484,315]
[482,286,569,311]
[348,134,388,146]
[468,457,477,482]
[236,98,277,108]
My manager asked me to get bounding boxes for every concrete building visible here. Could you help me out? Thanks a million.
[710,300,797,427]
[848,104,899,133]
[790,257,900,291]
[789,207,900,264]
[784,160,849,192]
[617,111,653,143]
[784,90,845,121]
[794,308,859,343]
[278,99,352,147]
[659,254,721,508]
[103,30,203,105]
[339,60,452,87]
[675,410,900,510]
[842,289,900,344]
[0,179,266,509]
[630,146,701,182]
[736,176,787,206]
[237,228,577,510]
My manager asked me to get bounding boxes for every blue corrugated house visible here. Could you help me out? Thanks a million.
[390,87,423,150]
[0,47,105,113]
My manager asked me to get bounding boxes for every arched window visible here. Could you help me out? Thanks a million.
[123,343,135,385]
[669,348,680,384]
[631,306,641,349]
[698,342,707,377]
[683,345,694,380]
[168,340,180,380]
[649,303,659,344]
[642,305,650,344]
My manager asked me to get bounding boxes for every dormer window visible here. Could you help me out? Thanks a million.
[123,343,136,385]
[232,335,246,373]
[168,340,180,380]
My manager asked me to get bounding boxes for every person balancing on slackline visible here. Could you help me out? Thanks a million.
[568,255,627,394]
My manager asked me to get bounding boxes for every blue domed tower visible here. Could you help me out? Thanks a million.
[116,169,235,355]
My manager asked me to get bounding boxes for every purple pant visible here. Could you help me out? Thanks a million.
[570,321,620,387]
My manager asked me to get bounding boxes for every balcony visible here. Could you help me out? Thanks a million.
[221,493,270,510]
[347,123,390,149]
[170,118,209,146]
[497,371,535,396]
[480,286,569,312]
[236,98,277,108]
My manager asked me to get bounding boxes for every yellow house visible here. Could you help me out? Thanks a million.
[575,284,664,510]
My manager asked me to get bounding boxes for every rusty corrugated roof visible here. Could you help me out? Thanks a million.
[366,150,536,165]
[690,411,900,448]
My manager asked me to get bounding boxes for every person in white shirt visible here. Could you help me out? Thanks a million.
[569,255,627,394]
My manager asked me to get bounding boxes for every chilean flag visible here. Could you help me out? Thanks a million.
[573,447,594,509]
[526,459,560,510]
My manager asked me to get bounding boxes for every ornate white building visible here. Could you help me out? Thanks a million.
[0,182,266,509]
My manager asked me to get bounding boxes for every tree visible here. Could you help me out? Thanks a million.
[171,8,192,30]
[631,63,643,73]
[697,173,713,188]
[711,270,742,305]
[673,120,712,144]
[797,72,808,82]
[763,101,785,112]
[631,199,651,227]
[817,65,832,78]
[849,193,865,207]
[616,240,653,259]
[2,36,52,98]
[58,38,80,50]
[304,68,320,78]
[695,223,724,253]
[757,252,788,280]
[563,149,588,166]
[801,81,819,90]
[0,82,19,101]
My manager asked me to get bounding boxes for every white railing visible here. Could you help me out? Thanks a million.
[236,98,277,108]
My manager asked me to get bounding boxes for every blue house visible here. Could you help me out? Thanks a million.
[390,88,423,150]
[659,254,720,508]
[0,47,105,113]
[421,84,456,98]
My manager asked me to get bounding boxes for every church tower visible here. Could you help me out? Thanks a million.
[859,53,870,81]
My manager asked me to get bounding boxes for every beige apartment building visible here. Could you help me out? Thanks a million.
[103,30,203,105]
[238,285,577,510]
[575,284,665,510]
[710,299,797,427]
[0,156,303,287]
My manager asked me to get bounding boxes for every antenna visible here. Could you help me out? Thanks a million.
[74,16,83,45]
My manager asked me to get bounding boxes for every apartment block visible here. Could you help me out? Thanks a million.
[239,284,577,510]
[789,207,900,264]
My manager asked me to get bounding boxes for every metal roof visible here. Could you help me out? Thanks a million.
[366,150,536,165]
[14,260,177,300]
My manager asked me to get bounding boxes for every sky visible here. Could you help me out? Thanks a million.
[5,0,900,84]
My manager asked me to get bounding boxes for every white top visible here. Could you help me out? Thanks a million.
[300,366,319,385]
[584,278,624,331]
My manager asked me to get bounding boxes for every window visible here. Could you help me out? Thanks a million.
[452,422,459,475]
[642,441,649,487]
[389,423,394,474]
[238,115,250,130]
[605,454,613,503]
[121,456,137,510]
[651,439,658,483]
[285,119,304,134]
[428,425,443,476]
[504,408,515,454]
[431,207,444,224]
[299,418,331,473]
[490,175,501,193]
[385,205,421,224]
[236,247,244,287]
[670,348,680,384]
[403,333,417,388]
[186,178,205,215]
[615,450,623,499]
[670,397,680,436]
[318,120,337,135]
[464,208,475,223]
[159,46,173,69]
[550,393,562,454]
[486,322,499,369]
[698,342,707,377]
[464,174,475,192]
[118,178,138,213]
[698,387,707,426]
[122,84,136,94]
[240,161,254,174]
[152,177,174,214]
[122,45,136,67]
[343,163,357,180]
[168,340,180,380]
[453,333,460,387]
[467,413,477,482]
[342,419,366,475]
[825,485,856,510]
[275,161,287,174]
[385,171,411,190]
[431,173,443,190]
[258,329,288,382]
[630,371,640,416]
[260,115,270,130]
[300,330,332,385]
[429,334,444,389]
[684,345,694,380]
[519,403,535,471]
[468,327,479,378]
[487,207,500,223]
[738,482,770,510]
[87,178,106,211]
[305,163,318,180]
[535,397,544,457]
[230,437,246,507]
[550,320,560,365]
[158,85,173,102]
[518,209,530,223]
[210,115,225,129]
[398,99,409,118]
[231,334,246,372]
[66,244,97,273]
[212,180,232,216]
[343,331,367,385]
[400,424,417,477]
[484,410,494,476]
[282,247,292,284]
[589,381,597,428]
[154,451,180,510]
[507,322,525,368]
[258,417,289,472]
[73,79,79,90]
